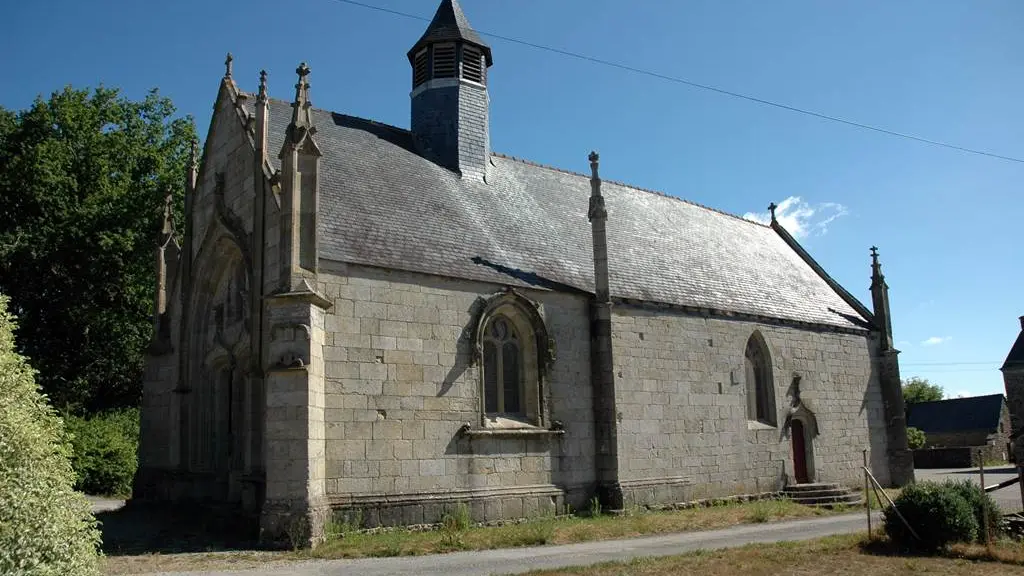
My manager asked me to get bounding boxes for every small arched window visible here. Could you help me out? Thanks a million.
[482,315,523,416]
[745,331,777,426]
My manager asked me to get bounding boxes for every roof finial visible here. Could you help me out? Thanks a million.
[870,246,884,282]
[161,188,175,238]
[289,62,314,134]
[768,202,778,223]
[225,52,233,79]
[588,151,607,222]
[258,69,268,101]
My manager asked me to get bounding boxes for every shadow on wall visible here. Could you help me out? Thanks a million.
[438,313,475,398]
[95,501,259,555]
[864,361,891,482]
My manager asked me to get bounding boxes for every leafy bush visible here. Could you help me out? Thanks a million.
[0,294,102,575]
[65,408,139,496]
[906,427,927,449]
[884,481,977,550]
[944,480,1001,541]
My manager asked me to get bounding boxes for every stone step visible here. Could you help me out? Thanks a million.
[788,493,863,506]
[783,483,841,493]
[782,488,851,499]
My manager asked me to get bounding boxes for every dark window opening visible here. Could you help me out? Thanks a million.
[462,45,484,83]
[413,48,428,88]
[433,43,457,79]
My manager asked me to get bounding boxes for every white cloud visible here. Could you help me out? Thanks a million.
[921,336,952,346]
[743,196,848,239]
[950,390,972,399]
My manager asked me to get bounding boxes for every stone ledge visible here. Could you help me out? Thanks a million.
[328,483,566,507]
[618,475,693,489]
[459,425,565,438]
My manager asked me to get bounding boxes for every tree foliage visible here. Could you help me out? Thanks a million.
[0,86,196,413]
[906,426,926,449]
[902,377,944,404]
[65,408,140,496]
[0,294,102,575]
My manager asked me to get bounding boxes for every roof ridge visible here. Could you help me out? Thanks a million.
[490,152,770,228]
[914,394,1004,404]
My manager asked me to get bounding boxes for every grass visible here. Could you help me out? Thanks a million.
[512,533,1024,576]
[102,497,850,574]
[303,498,837,560]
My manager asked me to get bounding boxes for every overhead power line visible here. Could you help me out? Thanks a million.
[901,361,1001,366]
[328,0,1024,165]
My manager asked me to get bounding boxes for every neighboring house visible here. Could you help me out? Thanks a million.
[906,394,1011,466]
[1002,317,1024,462]
[134,0,914,545]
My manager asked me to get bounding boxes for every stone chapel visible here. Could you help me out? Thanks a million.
[135,0,914,545]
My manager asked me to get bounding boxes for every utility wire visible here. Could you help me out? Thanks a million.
[901,361,1001,366]
[328,0,1024,165]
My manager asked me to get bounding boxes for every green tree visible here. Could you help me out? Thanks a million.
[902,377,944,404]
[906,426,926,449]
[0,294,102,575]
[0,86,195,413]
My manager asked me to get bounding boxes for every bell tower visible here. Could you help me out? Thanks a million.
[408,0,493,181]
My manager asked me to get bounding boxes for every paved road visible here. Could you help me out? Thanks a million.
[150,512,879,576]
[916,466,1023,513]
[86,495,125,514]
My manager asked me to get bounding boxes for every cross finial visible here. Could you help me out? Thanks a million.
[768,202,778,223]
[870,245,884,282]
[258,69,268,101]
[290,62,313,131]
[225,52,233,78]
[587,151,606,222]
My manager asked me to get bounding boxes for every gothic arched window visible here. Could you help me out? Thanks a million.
[745,331,777,426]
[482,315,523,416]
[474,291,554,428]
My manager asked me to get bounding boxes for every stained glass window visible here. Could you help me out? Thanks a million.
[482,316,523,416]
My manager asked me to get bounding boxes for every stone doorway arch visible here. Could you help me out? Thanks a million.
[786,406,818,484]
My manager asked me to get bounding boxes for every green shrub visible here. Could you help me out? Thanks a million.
[0,294,102,575]
[906,427,926,450]
[65,408,139,496]
[944,480,1001,541]
[883,481,977,550]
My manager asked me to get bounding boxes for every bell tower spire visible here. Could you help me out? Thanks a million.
[408,0,492,181]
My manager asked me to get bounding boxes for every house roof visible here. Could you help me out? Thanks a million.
[906,394,1006,435]
[407,0,492,65]
[260,99,872,330]
[1003,327,1024,371]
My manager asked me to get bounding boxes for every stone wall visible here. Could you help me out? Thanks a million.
[316,263,596,526]
[136,81,261,502]
[610,306,889,506]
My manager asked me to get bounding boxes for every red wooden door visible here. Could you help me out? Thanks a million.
[792,420,809,484]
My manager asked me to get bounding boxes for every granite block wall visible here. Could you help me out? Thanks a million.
[316,263,596,526]
[610,306,889,505]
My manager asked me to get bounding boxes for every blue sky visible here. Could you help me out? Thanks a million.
[1,0,1021,398]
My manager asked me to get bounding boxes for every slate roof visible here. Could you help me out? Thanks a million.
[1003,324,1024,370]
[906,394,1006,435]
[261,99,871,330]
[408,0,492,65]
